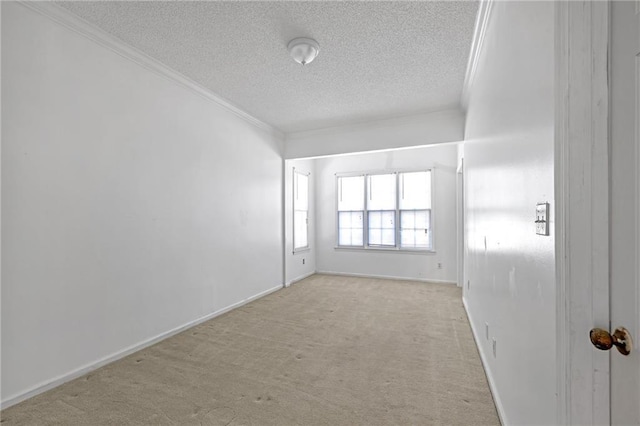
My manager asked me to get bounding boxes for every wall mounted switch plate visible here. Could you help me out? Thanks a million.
[535,202,550,236]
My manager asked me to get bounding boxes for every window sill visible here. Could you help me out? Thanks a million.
[334,246,435,254]
[293,248,311,254]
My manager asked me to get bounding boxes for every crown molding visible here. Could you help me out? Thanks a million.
[286,107,463,141]
[461,0,494,112]
[16,1,285,140]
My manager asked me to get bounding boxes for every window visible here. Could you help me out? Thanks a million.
[337,175,364,247]
[399,171,432,249]
[367,173,396,247]
[293,170,309,251]
[336,170,433,250]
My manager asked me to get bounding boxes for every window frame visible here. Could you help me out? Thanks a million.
[293,168,311,253]
[335,173,366,248]
[334,168,436,253]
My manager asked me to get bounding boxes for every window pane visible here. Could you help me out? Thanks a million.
[401,210,415,228]
[367,174,396,210]
[338,176,365,211]
[415,229,429,247]
[399,171,431,210]
[294,173,308,209]
[368,210,395,246]
[400,209,431,249]
[294,211,308,248]
[293,171,309,250]
[369,211,381,228]
[339,211,352,228]
[381,211,395,229]
[414,210,428,228]
[338,211,363,246]
[339,228,364,246]
[339,211,363,229]
[401,230,430,249]
[381,230,395,246]
[351,212,363,229]
[368,229,382,246]
[401,230,414,247]
[338,229,350,246]
[351,229,363,246]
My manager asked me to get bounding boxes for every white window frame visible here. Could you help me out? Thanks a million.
[293,168,310,253]
[335,173,366,248]
[335,168,436,253]
[367,172,398,248]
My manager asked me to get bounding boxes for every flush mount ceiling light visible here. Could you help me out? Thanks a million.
[287,37,320,66]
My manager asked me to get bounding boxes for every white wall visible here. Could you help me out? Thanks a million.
[285,109,464,159]
[462,2,555,425]
[284,159,316,285]
[315,145,458,283]
[1,2,283,406]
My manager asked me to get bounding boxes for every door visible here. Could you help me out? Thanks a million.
[610,1,640,424]
[557,1,640,422]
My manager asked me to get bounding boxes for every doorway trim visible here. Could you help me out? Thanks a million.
[636,6,640,425]
[456,156,464,288]
[555,1,611,425]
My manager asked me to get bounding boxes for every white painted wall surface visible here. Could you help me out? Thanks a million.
[462,2,555,425]
[1,2,283,405]
[285,109,464,159]
[284,159,316,285]
[315,145,458,283]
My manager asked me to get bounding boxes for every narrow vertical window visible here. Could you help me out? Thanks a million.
[337,175,365,246]
[399,171,432,249]
[367,173,396,247]
[293,170,309,251]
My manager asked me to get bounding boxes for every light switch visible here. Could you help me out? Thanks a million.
[535,202,549,236]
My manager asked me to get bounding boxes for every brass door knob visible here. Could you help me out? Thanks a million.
[589,327,633,356]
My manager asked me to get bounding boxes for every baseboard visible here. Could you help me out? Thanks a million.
[0,283,283,410]
[285,271,316,287]
[462,297,507,426]
[317,270,456,285]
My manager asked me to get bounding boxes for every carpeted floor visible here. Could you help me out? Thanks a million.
[1,274,500,425]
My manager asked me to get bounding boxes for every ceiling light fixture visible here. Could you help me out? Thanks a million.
[287,37,320,66]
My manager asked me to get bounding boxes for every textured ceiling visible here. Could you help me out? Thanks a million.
[56,1,478,133]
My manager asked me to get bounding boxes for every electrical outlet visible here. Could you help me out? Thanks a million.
[437,262,442,269]
[485,322,489,340]
[467,280,470,290]
[492,339,497,358]
[302,258,305,265]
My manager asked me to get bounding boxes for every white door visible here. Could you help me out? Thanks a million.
[610,1,640,424]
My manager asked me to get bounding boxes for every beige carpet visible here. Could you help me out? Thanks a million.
[1,274,499,425]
